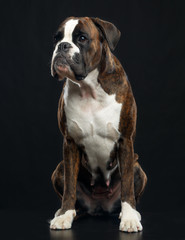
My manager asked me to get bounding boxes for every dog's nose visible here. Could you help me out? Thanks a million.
[58,42,72,52]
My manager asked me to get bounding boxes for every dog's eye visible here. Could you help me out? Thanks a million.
[78,35,87,43]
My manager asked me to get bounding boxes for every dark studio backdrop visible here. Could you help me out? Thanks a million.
[1,0,185,216]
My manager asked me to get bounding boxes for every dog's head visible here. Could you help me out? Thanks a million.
[51,17,121,82]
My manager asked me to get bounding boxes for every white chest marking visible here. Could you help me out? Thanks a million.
[64,69,122,181]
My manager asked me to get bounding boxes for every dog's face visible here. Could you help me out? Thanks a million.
[51,17,121,82]
[51,17,102,81]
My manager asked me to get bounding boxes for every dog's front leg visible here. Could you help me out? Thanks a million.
[50,137,80,230]
[118,137,143,232]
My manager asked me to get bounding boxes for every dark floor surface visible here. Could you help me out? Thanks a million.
[1,209,185,240]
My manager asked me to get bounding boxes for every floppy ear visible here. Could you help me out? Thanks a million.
[91,17,121,51]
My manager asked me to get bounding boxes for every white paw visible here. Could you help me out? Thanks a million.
[119,202,143,233]
[50,210,76,230]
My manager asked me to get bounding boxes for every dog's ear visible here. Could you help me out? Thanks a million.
[91,17,121,51]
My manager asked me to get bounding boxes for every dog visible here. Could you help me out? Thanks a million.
[50,16,147,232]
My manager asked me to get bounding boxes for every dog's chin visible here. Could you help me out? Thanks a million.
[54,66,87,83]
[53,64,74,81]
[55,65,71,80]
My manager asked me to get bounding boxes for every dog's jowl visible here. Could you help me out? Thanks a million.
[50,16,147,232]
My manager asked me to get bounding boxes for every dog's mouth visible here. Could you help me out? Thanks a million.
[55,64,69,77]
[52,55,87,81]
[52,56,70,79]
[57,64,68,72]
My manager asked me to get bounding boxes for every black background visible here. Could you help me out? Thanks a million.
[1,0,185,221]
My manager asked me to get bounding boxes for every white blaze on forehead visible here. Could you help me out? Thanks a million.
[62,19,79,43]
[61,19,80,55]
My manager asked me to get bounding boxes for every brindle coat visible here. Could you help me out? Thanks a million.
[51,17,147,217]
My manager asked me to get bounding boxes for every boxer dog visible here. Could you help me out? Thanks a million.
[50,17,147,232]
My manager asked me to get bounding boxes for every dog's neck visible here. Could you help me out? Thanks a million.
[67,68,100,100]
[79,69,99,99]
